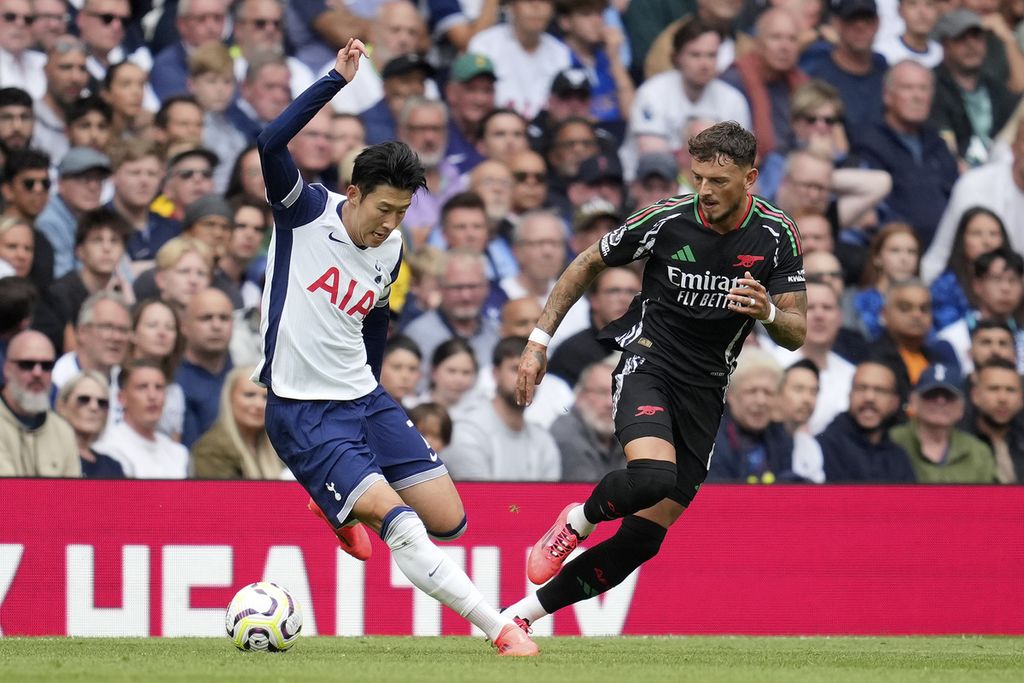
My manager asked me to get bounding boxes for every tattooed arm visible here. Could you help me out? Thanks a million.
[515,243,609,406]
[764,290,807,351]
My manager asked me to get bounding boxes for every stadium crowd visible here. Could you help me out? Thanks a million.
[1,0,1023,484]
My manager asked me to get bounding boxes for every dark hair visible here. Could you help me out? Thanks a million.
[228,194,271,225]
[75,207,132,247]
[2,149,50,183]
[785,357,820,381]
[129,299,184,381]
[102,60,144,92]
[350,141,427,197]
[408,402,453,447]
[973,246,1024,280]
[441,191,487,227]
[431,337,477,372]
[0,276,38,336]
[672,17,718,56]
[945,207,1009,300]
[384,334,422,361]
[492,335,528,367]
[225,143,260,202]
[67,95,113,126]
[970,318,1015,341]
[859,221,921,288]
[155,95,202,130]
[117,357,167,389]
[688,121,757,169]
[476,107,527,141]
[975,356,1020,374]
[555,0,608,14]
[0,87,32,110]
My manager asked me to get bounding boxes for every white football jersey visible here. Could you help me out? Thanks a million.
[253,185,401,400]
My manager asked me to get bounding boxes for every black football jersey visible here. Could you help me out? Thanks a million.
[597,193,805,388]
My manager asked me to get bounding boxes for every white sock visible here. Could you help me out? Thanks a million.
[567,504,595,538]
[504,592,548,626]
[383,508,512,641]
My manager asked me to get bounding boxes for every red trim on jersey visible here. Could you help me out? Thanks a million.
[752,199,803,254]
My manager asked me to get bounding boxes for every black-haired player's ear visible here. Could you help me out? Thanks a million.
[346,184,361,207]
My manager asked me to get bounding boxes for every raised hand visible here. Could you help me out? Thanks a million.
[334,38,369,83]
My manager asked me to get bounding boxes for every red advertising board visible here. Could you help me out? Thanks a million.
[0,480,1022,637]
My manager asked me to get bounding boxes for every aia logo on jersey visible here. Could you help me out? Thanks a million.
[733,254,765,268]
[307,267,376,316]
[635,405,665,417]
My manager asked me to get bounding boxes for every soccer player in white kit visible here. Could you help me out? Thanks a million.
[254,39,538,656]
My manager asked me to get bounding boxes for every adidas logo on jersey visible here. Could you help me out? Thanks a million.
[671,245,696,263]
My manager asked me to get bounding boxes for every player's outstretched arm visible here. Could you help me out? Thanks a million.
[516,242,608,406]
[257,39,368,207]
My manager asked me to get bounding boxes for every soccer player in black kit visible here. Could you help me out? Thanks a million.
[504,121,807,628]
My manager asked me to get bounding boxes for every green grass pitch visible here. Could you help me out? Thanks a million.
[1,636,1021,682]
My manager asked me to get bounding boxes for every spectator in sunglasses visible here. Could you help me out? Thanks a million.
[1,151,55,292]
[0,329,80,477]
[57,369,124,478]
[231,0,313,100]
[0,0,47,101]
[151,147,217,223]
[30,0,69,54]
[76,0,154,98]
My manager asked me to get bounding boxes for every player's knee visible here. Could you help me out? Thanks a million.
[427,514,467,542]
[619,515,667,564]
[627,459,677,507]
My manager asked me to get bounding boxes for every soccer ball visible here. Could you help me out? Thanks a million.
[225,582,303,652]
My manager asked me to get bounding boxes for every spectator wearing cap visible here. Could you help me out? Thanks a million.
[231,0,314,100]
[720,8,809,160]
[33,35,90,163]
[467,0,572,119]
[889,363,996,482]
[106,138,181,263]
[151,147,218,223]
[931,8,1019,168]
[800,0,887,131]
[0,87,35,157]
[548,266,638,387]
[0,0,47,100]
[629,152,679,212]
[150,0,229,101]
[625,18,750,175]
[875,0,944,69]
[361,53,435,145]
[36,207,133,353]
[324,1,428,116]
[556,0,634,127]
[569,196,620,258]
[227,51,293,144]
[852,60,958,250]
[36,147,112,279]
[445,53,496,175]
[528,69,597,155]
[566,152,625,222]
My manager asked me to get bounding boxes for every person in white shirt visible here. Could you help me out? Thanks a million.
[624,17,750,174]
[93,359,189,478]
[467,0,572,119]
[0,0,47,100]
[445,336,562,480]
[254,40,537,656]
[874,0,943,68]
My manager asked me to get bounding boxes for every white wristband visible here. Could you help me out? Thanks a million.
[764,302,777,325]
[528,328,552,347]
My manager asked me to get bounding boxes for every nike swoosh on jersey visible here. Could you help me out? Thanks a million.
[328,232,348,244]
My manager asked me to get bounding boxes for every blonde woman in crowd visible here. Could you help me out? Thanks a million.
[57,371,124,478]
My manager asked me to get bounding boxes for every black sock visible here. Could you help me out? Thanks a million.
[536,515,667,614]
[582,459,677,524]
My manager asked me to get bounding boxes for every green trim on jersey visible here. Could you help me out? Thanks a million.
[624,195,696,230]
[751,197,802,257]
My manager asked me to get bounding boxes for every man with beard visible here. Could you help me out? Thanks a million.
[443,336,561,481]
[551,358,625,482]
[0,329,79,476]
[33,35,90,164]
[398,98,465,249]
[0,88,35,162]
[963,357,1024,483]
[818,361,915,482]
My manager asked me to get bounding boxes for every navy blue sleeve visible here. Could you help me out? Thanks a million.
[291,0,328,22]
[257,69,347,226]
[363,306,390,381]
